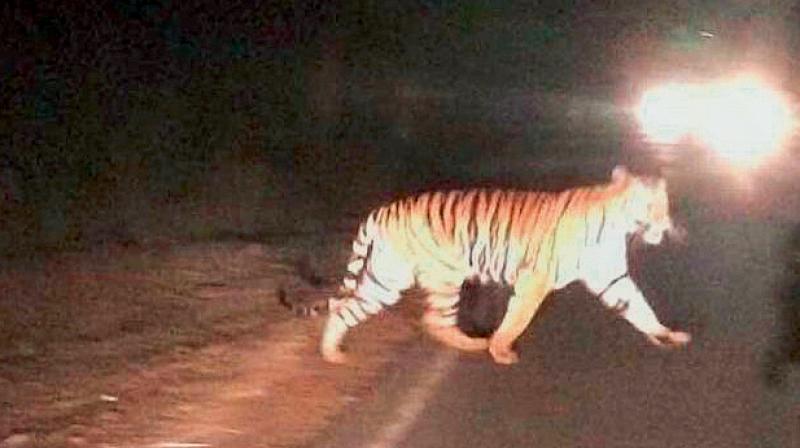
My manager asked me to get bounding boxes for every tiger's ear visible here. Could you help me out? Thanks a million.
[611,165,630,184]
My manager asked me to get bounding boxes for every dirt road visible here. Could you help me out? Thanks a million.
[0,240,422,447]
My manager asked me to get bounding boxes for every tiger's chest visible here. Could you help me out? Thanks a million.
[552,234,629,289]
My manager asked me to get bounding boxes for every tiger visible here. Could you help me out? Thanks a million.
[317,165,691,365]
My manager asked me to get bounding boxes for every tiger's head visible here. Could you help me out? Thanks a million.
[611,165,684,245]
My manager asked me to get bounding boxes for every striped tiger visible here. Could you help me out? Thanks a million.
[320,165,691,364]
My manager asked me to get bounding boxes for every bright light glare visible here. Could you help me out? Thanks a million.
[636,76,795,165]
[636,83,699,144]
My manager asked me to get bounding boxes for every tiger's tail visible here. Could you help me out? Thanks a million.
[276,214,390,323]
[276,253,332,317]
[277,288,329,317]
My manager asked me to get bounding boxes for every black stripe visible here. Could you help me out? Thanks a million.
[596,272,630,300]
[427,193,465,273]
[358,299,379,316]
[422,193,433,227]
[472,190,484,235]
[364,266,393,294]
[438,192,448,229]
[406,204,452,268]
[497,194,520,281]
[400,194,463,274]
[556,190,576,222]
[344,298,377,322]
[467,191,482,265]
[498,243,512,282]
[519,194,544,268]
[383,201,394,225]
[496,190,511,246]
[476,246,487,272]
[487,191,502,254]
[432,248,462,273]
[338,308,358,327]
[584,209,591,247]
[507,191,523,233]
[425,193,436,228]
[447,191,461,240]
[596,207,607,244]
[550,191,576,280]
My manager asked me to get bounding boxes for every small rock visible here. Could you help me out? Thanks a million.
[15,342,37,358]
[340,395,359,403]
[98,410,121,422]
[99,394,119,402]
[67,436,88,446]
[1,433,32,447]
[242,243,265,257]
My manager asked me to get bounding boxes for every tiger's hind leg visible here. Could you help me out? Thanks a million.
[422,291,489,352]
[489,270,552,365]
[321,249,416,364]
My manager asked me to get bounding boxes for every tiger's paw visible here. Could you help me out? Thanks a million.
[321,347,349,364]
[667,330,691,346]
[488,343,519,365]
[648,330,691,348]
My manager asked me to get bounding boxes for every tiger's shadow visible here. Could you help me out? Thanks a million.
[456,277,511,338]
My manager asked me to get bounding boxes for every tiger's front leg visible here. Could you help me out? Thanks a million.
[489,271,551,365]
[597,276,691,347]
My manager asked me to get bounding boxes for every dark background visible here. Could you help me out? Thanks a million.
[1,0,798,255]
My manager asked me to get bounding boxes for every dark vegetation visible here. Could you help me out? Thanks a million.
[5,1,783,258]
[764,223,800,386]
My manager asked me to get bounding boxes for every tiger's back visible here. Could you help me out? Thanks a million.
[365,183,628,290]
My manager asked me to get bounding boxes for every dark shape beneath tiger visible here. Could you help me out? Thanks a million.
[456,276,511,338]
